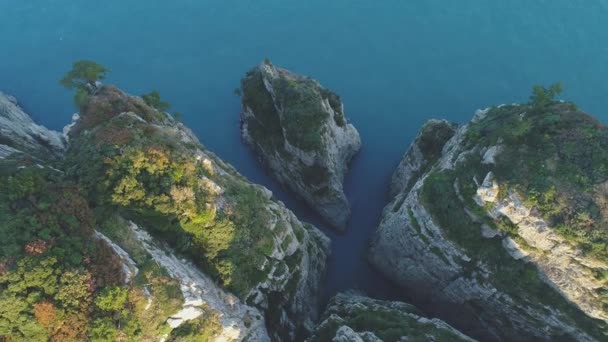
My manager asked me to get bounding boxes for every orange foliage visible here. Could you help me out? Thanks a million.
[34,302,56,327]
[24,240,49,255]
[51,314,88,342]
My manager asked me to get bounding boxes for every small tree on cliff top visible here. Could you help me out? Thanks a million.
[60,60,108,92]
[529,82,563,111]
[60,60,108,109]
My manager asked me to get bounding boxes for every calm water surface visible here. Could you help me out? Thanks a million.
[2,0,608,331]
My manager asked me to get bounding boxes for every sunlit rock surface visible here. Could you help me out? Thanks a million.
[371,103,608,340]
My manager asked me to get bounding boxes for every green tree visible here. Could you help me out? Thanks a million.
[60,60,108,91]
[529,82,563,110]
[2,257,60,297]
[55,271,92,311]
[142,90,170,112]
[0,292,30,337]
[95,286,128,314]
[90,318,118,341]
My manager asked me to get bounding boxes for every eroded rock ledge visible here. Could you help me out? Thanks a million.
[240,61,361,231]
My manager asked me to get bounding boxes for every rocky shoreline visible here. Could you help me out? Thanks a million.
[2,68,607,341]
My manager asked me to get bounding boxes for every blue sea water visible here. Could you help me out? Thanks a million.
[3,0,608,329]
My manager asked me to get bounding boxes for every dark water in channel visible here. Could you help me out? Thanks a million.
[2,0,608,336]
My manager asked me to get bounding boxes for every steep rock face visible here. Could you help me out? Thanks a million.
[240,62,361,230]
[389,119,456,198]
[0,91,65,158]
[127,221,270,340]
[0,96,263,341]
[309,292,475,341]
[371,103,608,341]
[64,85,330,341]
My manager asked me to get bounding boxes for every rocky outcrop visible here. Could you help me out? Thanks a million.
[309,292,475,342]
[478,183,608,322]
[371,103,608,341]
[65,85,331,341]
[240,61,361,230]
[0,91,65,158]
[128,221,270,341]
[389,119,456,198]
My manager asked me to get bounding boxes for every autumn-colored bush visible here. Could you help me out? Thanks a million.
[74,86,166,133]
[89,239,125,288]
[51,314,89,342]
[94,126,134,146]
[33,302,56,327]
[24,240,50,256]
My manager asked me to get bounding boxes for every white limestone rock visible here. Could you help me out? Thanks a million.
[370,104,603,340]
[0,91,65,158]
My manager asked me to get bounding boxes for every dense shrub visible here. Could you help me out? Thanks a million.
[141,90,170,112]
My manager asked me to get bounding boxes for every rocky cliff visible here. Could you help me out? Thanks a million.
[309,292,475,341]
[0,91,65,159]
[240,61,361,231]
[0,85,330,341]
[63,85,331,341]
[370,100,608,340]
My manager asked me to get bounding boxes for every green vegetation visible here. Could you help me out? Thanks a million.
[241,69,286,154]
[417,121,457,161]
[0,160,195,341]
[273,76,329,151]
[417,83,608,335]
[142,90,170,112]
[241,66,338,152]
[97,146,274,297]
[69,85,169,134]
[420,167,606,338]
[166,307,222,342]
[529,82,563,111]
[311,296,470,342]
[64,86,292,299]
[1,60,324,340]
[60,60,108,110]
[398,120,457,195]
[60,60,108,90]
[0,163,118,340]
[464,85,608,260]
[97,214,187,339]
[319,88,345,127]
